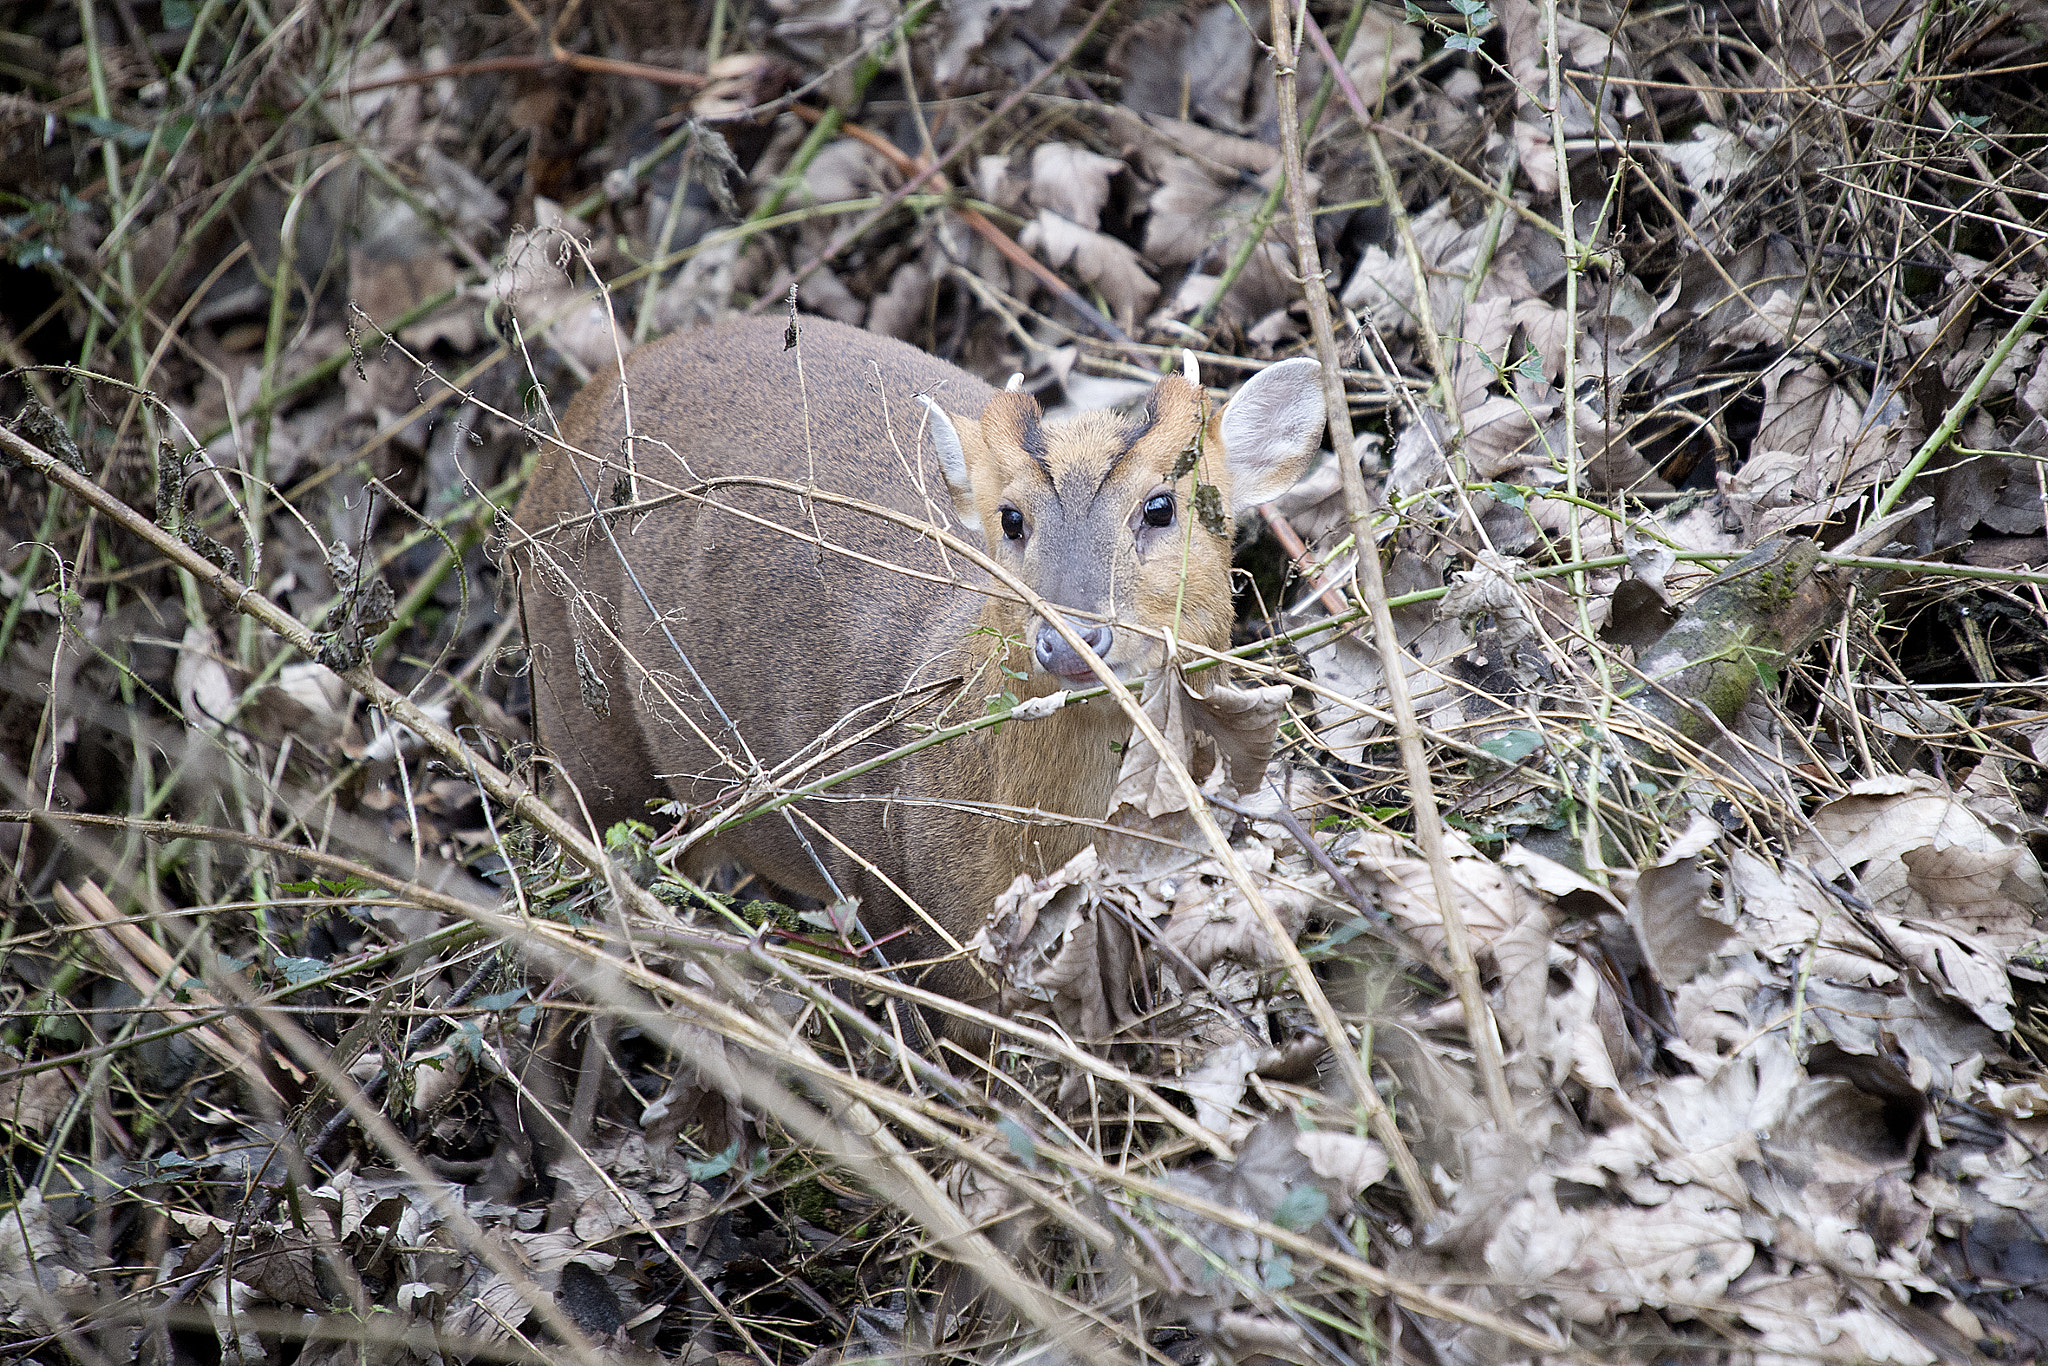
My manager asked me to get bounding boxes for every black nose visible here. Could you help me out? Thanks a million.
[1034,621,1114,679]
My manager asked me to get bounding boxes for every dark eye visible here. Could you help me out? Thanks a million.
[1142,492,1175,528]
[1000,506,1025,540]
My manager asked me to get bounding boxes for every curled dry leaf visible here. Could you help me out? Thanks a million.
[1651,120,1784,225]
[1338,828,1546,954]
[799,137,896,206]
[945,1132,1044,1258]
[976,846,1146,1041]
[1156,1115,1356,1326]
[1110,3,1258,132]
[928,0,1046,87]
[1105,666,1291,867]
[1141,155,1303,327]
[1294,1129,1390,1195]
[1627,855,1732,987]
[1795,772,2048,922]
[1158,839,1314,979]
[0,1189,90,1326]
[490,205,625,372]
[864,259,931,340]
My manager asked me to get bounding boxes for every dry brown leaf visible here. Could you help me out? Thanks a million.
[1629,855,1733,987]
[0,1068,69,1138]
[1027,142,1124,232]
[1338,829,1544,952]
[1157,839,1311,975]
[1883,917,2017,1030]
[799,137,895,205]
[1108,4,1258,131]
[1107,107,1278,178]
[1295,1129,1390,1195]
[864,260,930,340]
[1341,9,1423,109]
[1018,209,1159,334]
[1461,395,1548,480]
[929,0,1043,86]
[1499,0,1636,196]
[1451,294,1516,412]
[1109,669,1291,827]
[976,847,1145,1041]
[1484,1179,1753,1323]
[1184,2,1258,131]
[1143,155,1233,267]
[1795,772,2048,920]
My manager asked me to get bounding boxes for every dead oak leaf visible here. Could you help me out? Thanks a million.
[1108,668,1291,826]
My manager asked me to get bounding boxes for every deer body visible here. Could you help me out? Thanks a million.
[512,316,1323,1010]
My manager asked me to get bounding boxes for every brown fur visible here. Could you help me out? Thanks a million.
[510,316,1316,1023]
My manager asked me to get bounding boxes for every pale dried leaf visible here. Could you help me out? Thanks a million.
[1795,771,2048,919]
[1341,11,1424,108]
[976,847,1145,1040]
[1484,1178,1753,1322]
[1109,669,1290,825]
[1629,856,1732,986]
[1339,829,1543,951]
[930,0,1041,86]
[1159,839,1310,974]
[1295,1130,1389,1195]
[1019,209,1159,334]
[1027,142,1124,232]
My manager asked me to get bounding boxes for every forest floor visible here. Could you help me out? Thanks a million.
[3,0,2048,1362]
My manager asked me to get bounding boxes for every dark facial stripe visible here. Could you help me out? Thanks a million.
[1020,409,1052,479]
[1093,391,1160,496]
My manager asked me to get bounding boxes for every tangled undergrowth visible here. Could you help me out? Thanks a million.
[3,0,2048,1362]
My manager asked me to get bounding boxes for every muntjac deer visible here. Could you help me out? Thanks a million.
[510,315,1324,1017]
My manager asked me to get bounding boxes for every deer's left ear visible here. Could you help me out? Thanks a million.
[1215,358,1326,514]
[919,394,986,534]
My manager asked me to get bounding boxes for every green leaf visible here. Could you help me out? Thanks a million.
[474,988,528,1012]
[1478,728,1544,764]
[998,1116,1041,1171]
[1445,31,1484,50]
[605,819,654,850]
[1318,916,1378,952]
[685,1139,743,1181]
[1271,1183,1328,1231]
[163,0,197,26]
[67,112,152,149]
[274,954,328,987]
[1261,1253,1297,1290]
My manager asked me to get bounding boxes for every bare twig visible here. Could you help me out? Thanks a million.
[1275,0,1515,1131]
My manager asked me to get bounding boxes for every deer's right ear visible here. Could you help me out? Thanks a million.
[918,395,983,534]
